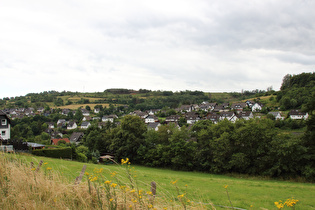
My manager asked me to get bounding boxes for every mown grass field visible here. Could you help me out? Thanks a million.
[12,153,315,209]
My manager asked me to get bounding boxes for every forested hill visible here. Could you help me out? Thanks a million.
[277,72,315,110]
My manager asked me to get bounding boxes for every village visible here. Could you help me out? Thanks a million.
[0,98,309,150]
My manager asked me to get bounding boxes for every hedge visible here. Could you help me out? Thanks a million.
[32,147,72,159]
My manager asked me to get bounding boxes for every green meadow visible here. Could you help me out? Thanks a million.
[11,153,315,209]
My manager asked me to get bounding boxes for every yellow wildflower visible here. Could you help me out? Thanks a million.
[111,183,117,188]
[177,194,185,198]
[224,185,228,189]
[31,168,36,171]
[109,198,113,202]
[104,180,111,184]
[89,176,97,182]
[46,167,52,170]
[170,180,178,185]
[274,201,284,209]
[85,172,89,176]
[121,158,129,165]
[44,162,48,165]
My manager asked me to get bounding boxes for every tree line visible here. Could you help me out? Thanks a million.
[78,114,314,182]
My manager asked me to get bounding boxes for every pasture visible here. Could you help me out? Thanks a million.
[8,153,315,209]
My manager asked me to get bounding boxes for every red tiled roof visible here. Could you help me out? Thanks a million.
[52,138,70,145]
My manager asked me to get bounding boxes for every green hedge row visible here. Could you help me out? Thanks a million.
[32,147,72,159]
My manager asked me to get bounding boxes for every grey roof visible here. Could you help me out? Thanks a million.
[70,132,84,143]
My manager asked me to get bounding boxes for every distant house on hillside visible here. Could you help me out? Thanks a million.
[67,121,78,130]
[231,103,247,113]
[147,122,161,131]
[165,115,180,123]
[144,115,159,124]
[289,110,308,120]
[252,103,263,112]
[81,121,91,129]
[205,113,220,124]
[238,111,254,120]
[268,112,285,120]
[102,115,118,123]
[220,112,238,122]
[70,132,84,145]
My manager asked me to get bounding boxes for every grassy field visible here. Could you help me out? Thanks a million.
[10,153,315,209]
[56,103,114,110]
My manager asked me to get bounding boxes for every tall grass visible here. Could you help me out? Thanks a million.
[2,153,313,209]
[0,153,208,209]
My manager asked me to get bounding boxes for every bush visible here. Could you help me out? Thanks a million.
[32,147,72,159]
[76,152,88,162]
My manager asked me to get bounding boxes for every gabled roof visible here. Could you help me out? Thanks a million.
[147,122,160,130]
[70,132,84,143]
[231,102,247,109]
[268,112,281,117]
[81,121,91,126]
[0,110,11,124]
[67,121,77,127]
[289,110,307,116]
[238,111,253,118]
[220,111,235,117]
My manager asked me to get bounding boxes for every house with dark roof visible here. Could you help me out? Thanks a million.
[231,102,247,113]
[61,109,71,115]
[186,114,200,124]
[165,115,180,123]
[220,111,238,122]
[0,110,11,140]
[289,110,308,120]
[81,121,91,129]
[268,112,285,120]
[83,116,92,121]
[70,132,84,145]
[147,122,161,131]
[205,113,220,124]
[238,111,254,120]
[145,115,159,124]
[102,115,118,122]
[81,109,90,116]
[67,121,78,130]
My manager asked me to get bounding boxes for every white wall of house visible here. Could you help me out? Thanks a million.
[0,125,10,140]
[290,113,308,120]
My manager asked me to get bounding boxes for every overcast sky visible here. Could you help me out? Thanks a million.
[1,0,314,98]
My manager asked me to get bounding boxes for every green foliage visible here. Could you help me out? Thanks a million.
[32,147,72,159]
[278,72,315,110]
[109,115,147,164]
[76,152,88,162]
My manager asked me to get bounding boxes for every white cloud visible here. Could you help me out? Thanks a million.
[0,0,314,98]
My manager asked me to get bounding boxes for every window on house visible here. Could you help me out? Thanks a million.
[1,119,6,125]
[1,131,5,136]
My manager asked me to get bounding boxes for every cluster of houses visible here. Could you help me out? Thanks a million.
[128,101,309,131]
[0,100,310,146]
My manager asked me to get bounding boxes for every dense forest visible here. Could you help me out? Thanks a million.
[1,72,315,181]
